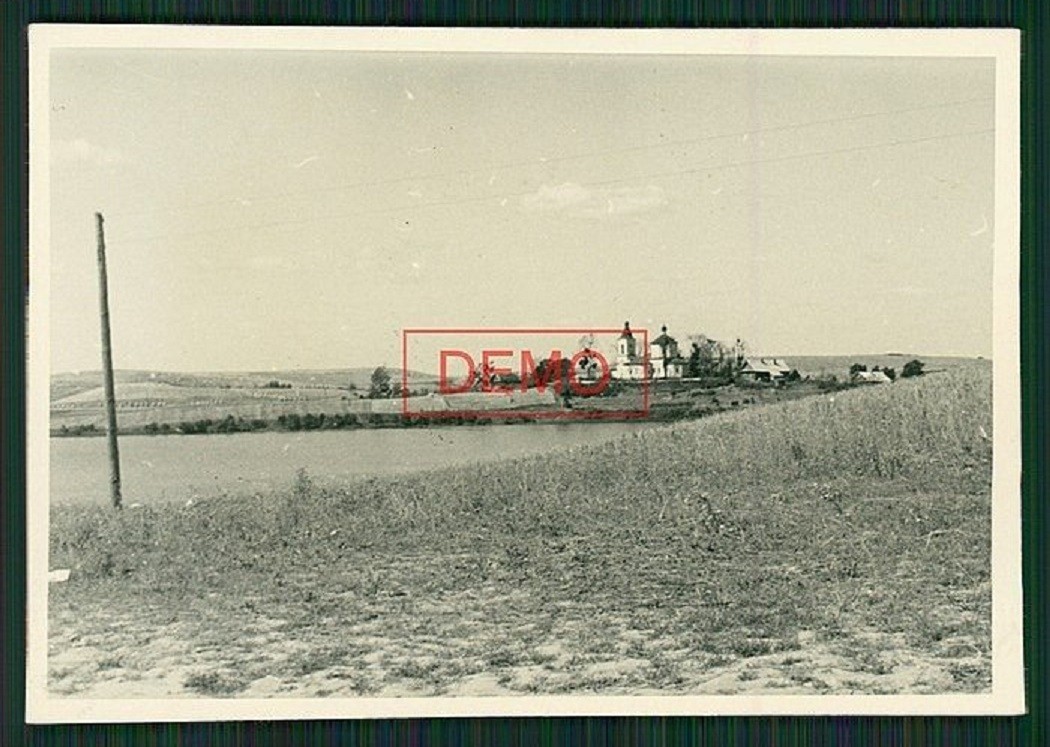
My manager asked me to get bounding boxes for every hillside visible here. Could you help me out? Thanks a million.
[49,368,441,432]
[49,367,992,697]
[51,367,439,402]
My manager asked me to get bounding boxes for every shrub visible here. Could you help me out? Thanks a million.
[902,359,925,378]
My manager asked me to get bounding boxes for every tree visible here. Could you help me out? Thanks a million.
[901,359,925,378]
[884,367,897,381]
[369,366,392,398]
[530,356,569,392]
[687,334,740,381]
[849,363,867,378]
[530,356,573,396]
[686,336,713,378]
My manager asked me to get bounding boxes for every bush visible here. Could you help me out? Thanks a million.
[902,359,925,378]
[815,375,844,392]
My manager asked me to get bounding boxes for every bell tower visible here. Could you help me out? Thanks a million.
[617,321,637,363]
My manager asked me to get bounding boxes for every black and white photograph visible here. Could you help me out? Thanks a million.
[26,27,1022,721]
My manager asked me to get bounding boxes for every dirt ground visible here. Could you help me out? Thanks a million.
[48,566,989,699]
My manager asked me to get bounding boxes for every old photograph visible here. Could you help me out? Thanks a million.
[26,28,1022,720]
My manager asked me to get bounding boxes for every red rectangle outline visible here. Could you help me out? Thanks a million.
[401,327,650,420]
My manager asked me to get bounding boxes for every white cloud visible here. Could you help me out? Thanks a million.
[520,182,592,211]
[601,185,667,215]
[52,138,124,166]
[520,182,667,217]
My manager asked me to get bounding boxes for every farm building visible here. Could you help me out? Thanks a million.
[738,358,792,383]
[854,370,893,384]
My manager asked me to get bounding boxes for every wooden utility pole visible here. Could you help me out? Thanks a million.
[95,212,122,509]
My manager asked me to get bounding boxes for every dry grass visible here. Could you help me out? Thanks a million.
[48,368,992,696]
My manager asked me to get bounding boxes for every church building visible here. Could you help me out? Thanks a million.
[650,325,686,379]
[611,321,685,380]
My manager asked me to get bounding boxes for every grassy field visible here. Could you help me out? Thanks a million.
[47,367,992,697]
[50,367,440,400]
[49,368,439,431]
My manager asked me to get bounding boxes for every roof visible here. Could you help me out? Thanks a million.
[741,358,792,375]
[855,370,892,383]
[652,325,677,347]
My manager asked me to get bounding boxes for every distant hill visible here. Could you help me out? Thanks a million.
[769,355,989,378]
[51,367,439,404]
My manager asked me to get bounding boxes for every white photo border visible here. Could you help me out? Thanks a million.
[25,25,1023,722]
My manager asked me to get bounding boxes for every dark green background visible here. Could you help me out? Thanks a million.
[3,2,1045,744]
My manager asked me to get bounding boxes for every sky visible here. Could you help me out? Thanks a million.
[47,49,996,373]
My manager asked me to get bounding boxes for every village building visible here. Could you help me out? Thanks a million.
[574,349,604,382]
[650,325,686,379]
[612,322,646,380]
[611,321,685,380]
[854,369,892,384]
[738,358,792,383]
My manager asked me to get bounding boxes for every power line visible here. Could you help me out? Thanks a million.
[586,127,994,189]
[110,126,993,247]
[106,96,992,221]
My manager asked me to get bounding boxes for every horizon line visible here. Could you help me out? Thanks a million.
[50,352,991,377]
